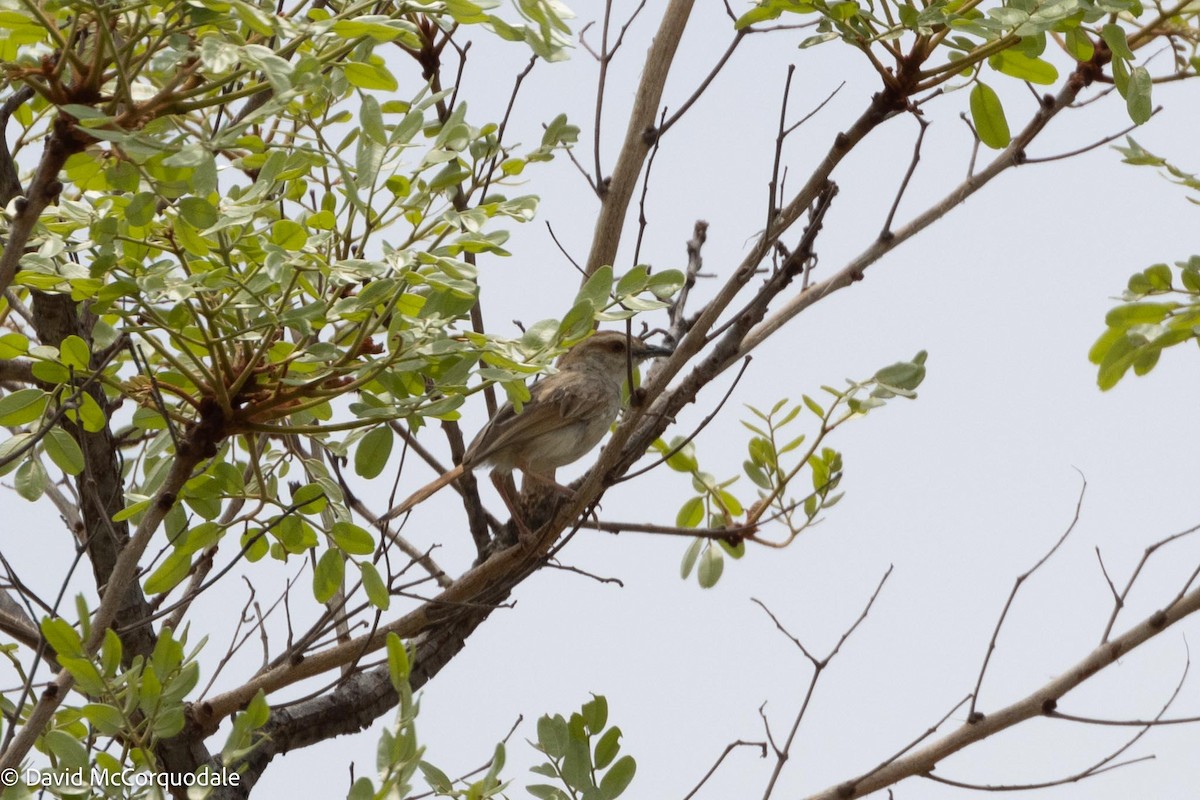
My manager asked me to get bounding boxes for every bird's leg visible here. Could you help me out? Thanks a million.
[491,471,532,545]
[519,469,575,498]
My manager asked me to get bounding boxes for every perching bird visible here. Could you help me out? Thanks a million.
[382,330,672,521]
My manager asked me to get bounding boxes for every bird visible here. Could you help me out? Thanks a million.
[382,330,672,522]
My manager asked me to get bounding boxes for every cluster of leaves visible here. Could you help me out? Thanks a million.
[360,656,635,800]
[0,0,588,506]
[36,617,197,749]
[663,352,928,588]
[8,614,239,797]
[528,695,636,800]
[1090,140,1200,390]
[0,0,607,785]
[735,0,1187,148]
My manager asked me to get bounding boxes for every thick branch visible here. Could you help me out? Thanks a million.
[801,585,1200,799]
[0,444,203,773]
[584,0,695,277]
[0,115,88,297]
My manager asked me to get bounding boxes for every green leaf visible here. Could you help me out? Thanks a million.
[970,82,1011,149]
[386,632,410,688]
[59,656,106,694]
[1064,27,1094,61]
[312,548,345,603]
[599,755,636,800]
[244,690,270,728]
[594,726,621,769]
[582,695,608,735]
[60,335,91,371]
[71,392,107,433]
[697,546,724,589]
[100,628,122,676]
[0,332,29,358]
[144,549,193,595]
[577,265,613,309]
[15,458,47,501]
[1101,23,1134,61]
[344,60,399,91]
[680,538,703,579]
[558,300,597,341]
[1112,56,1130,97]
[874,353,928,391]
[82,703,126,735]
[360,561,390,610]
[561,735,595,793]
[42,427,83,476]
[332,16,418,43]
[676,497,705,529]
[355,425,394,479]
[242,529,269,562]
[292,482,327,514]
[40,617,84,658]
[331,521,375,555]
[420,762,453,793]
[537,714,569,759]
[360,94,386,144]
[802,394,825,418]
[646,269,685,299]
[1126,66,1153,124]
[615,265,649,296]
[44,729,89,771]
[348,778,374,800]
[1105,302,1175,327]
[271,219,309,251]
[0,388,47,425]
[664,439,697,472]
[178,197,218,229]
[988,50,1058,84]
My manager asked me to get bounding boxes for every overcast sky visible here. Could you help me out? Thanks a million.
[7,2,1200,799]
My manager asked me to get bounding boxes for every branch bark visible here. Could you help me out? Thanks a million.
[584,0,696,277]
[803,583,1200,799]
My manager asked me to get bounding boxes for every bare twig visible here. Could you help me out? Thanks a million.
[880,113,929,238]
[756,567,893,799]
[668,220,708,343]
[1100,521,1200,643]
[1023,108,1160,163]
[658,31,749,138]
[617,356,751,482]
[631,106,668,267]
[682,739,768,800]
[969,480,1086,720]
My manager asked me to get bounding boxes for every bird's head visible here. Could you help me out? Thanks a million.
[557,330,673,377]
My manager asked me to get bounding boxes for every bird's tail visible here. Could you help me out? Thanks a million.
[380,464,466,522]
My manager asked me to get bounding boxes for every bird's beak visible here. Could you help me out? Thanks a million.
[634,341,674,360]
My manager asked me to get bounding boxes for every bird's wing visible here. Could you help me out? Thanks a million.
[464,374,610,467]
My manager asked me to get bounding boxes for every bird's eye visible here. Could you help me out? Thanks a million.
[609,341,624,352]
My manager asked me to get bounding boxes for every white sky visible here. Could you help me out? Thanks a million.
[6,2,1200,799]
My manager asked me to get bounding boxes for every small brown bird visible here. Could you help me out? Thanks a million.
[383,330,671,521]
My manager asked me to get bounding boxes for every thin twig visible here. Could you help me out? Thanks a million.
[617,356,751,482]
[756,567,893,799]
[880,114,929,238]
[631,106,668,267]
[546,221,588,278]
[1023,109,1160,164]
[658,31,748,138]
[969,479,1086,720]
[1100,521,1200,643]
[668,220,708,344]
[682,740,768,800]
